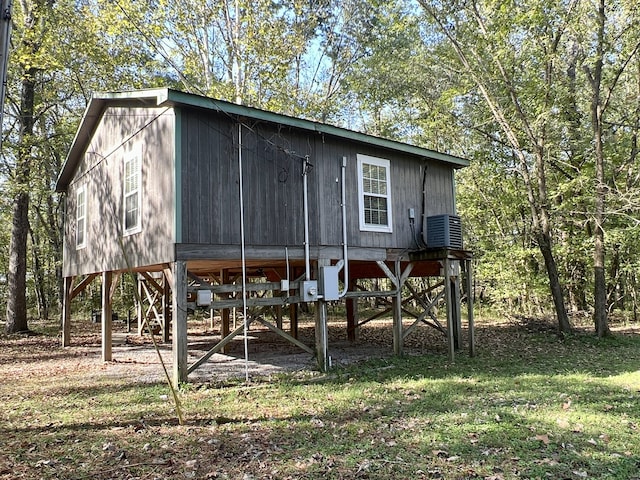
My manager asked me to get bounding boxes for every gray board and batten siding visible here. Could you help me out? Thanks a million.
[179,106,459,250]
[57,88,469,278]
[59,106,176,277]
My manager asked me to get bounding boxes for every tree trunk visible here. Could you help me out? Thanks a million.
[590,0,610,337]
[29,225,49,320]
[536,231,572,334]
[6,190,30,333]
[5,1,41,333]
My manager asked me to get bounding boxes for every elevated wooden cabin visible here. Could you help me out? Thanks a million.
[56,88,474,385]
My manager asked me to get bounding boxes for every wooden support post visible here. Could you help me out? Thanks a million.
[61,276,73,347]
[221,269,230,354]
[275,305,283,330]
[453,267,462,350]
[289,303,298,339]
[102,271,113,362]
[162,273,171,343]
[466,259,476,357]
[172,261,188,386]
[346,278,358,342]
[392,259,404,356]
[137,277,144,336]
[315,259,330,372]
[444,258,455,361]
[315,299,329,372]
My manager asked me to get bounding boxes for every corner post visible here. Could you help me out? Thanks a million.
[172,261,188,386]
[221,269,231,354]
[346,278,358,342]
[61,276,73,347]
[137,276,144,336]
[466,259,476,357]
[315,299,329,372]
[453,263,462,350]
[162,272,171,343]
[392,259,404,356]
[444,258,455,361]
[315,259,330,372]
[101,271,113,362]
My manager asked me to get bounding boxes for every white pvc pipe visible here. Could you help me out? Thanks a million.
[302,156,311,281]
[339,156,349,297]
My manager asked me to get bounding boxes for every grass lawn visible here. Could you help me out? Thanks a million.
[1,315,639,479]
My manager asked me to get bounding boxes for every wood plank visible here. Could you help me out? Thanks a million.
[212,295,303,310]
[187,321,250,375]
[444,258,455,362]
[172,261,188,386]
[141,271,163,294]
[254,317,313,355]
[102,271,113,362]
[392,260,403,356]
[70,273,99,300]
[466,259,475,357]
[61,276,73,347]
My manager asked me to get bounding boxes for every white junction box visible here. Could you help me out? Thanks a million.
[320,265,340,301]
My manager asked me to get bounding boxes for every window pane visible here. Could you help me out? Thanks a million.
[364,195,388,226]
[77,218,85,245]
[358,155,392,232]
[125,193,138,230]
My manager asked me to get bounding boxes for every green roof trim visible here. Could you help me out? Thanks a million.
[56,88,469,192]
[157,89,469,168]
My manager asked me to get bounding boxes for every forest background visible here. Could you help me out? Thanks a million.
[2,0,640,336]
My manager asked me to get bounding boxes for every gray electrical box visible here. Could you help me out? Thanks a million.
[320,265,340,301]
[196,289,212,306]
[301,280,318,302]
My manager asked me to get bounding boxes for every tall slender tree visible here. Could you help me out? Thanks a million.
[5,0,52,333]
[419,0,574,333]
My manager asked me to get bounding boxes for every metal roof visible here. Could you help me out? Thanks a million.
[56,88,469,192]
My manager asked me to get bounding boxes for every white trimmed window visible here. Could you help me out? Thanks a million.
[123,147,142,234]
[76,185,86,249]
[357,154,393,233]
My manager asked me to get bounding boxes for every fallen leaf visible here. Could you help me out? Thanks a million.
[535,434,550,445]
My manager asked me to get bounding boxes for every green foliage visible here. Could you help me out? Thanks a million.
[2,0,640,323]
[1,319,639,478]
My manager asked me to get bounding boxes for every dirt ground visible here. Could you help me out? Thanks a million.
[4,313,454,385]
[96,315,453,384]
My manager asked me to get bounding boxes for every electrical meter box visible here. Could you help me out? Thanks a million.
[301,280,318,302]
[320,265,340,301]
[426,214,463,249]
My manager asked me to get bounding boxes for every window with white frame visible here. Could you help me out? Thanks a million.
[76,185,86,249]
[357,154,393,233]
[123,148,142,234]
